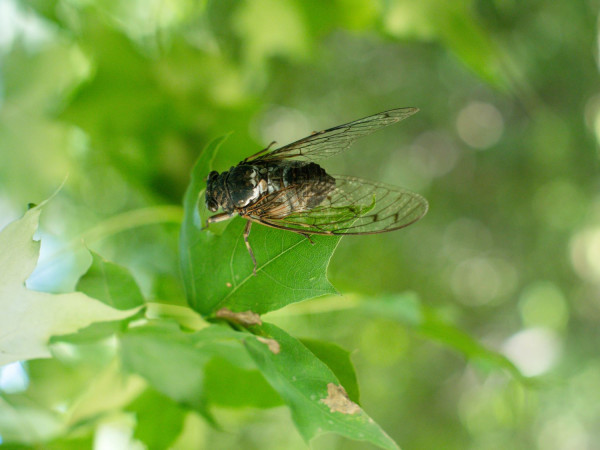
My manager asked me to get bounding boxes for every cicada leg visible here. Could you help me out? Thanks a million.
[204,212,235,229]
[295,231,315,245]
[243,220,258,276]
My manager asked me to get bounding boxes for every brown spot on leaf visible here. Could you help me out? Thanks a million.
[226,282,232,288]
[256,336,280,354]
[215,307,262,326]
[320,383,360,414]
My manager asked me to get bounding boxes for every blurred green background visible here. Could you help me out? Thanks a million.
[1,0,600,448]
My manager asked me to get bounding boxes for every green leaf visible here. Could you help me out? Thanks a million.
[76,250,145,310]
[432,3,511,90]
[119,324,212,416]
[244,323,399,449]
[300,338,360,404]
[0,204,140,365]
[204,357,283,408]
[384,0,512,90]
[119,323,252,420]
[362,293,527,381]
[127,388,186,450]
[44,436,95,450]
[21,1,63,26]
[50,321,128,346]
[0,393,64,444]
[180,136,340,316]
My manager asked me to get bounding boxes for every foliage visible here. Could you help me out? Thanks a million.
[0,204,139,366]
[1,0,599,448]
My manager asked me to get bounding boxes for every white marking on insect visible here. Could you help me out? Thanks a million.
[258,179,268,194]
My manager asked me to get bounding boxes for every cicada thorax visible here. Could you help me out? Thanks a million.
[223,160,336,217]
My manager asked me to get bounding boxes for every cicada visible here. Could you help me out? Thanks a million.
[204,107,428,274]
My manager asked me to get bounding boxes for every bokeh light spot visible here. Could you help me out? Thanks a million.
[255,106,311,148]
[456,101,504,149]
[94,417,144,450]
[409,131,460,179]
[383,2,435,39]
[451,257,517,306]
[570,228,600,284]
[537,414,589,450]
[233,0,308,65]
[518,281,568,330]
[442,218,494,261]
[502,328,561,376]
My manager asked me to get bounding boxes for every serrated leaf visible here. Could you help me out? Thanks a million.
[180,136,340,316]
[301,338,360,404]
[76,250,145,310]
[49,321,128,347]
[244,323,399,449]
[0,205,140,366]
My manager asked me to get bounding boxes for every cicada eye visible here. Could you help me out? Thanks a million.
[206,199,219,212]
[205,171,220,212]
[205,189,219,212]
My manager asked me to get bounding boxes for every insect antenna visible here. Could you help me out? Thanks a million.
[243,141,278,163]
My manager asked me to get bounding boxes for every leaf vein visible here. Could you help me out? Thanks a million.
[213,234,307,310]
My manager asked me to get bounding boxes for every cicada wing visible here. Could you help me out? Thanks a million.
[244,176,428,235]
[250,107,419,163]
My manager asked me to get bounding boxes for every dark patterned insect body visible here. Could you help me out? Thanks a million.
[204,107,428,275]
[206,161,336,217]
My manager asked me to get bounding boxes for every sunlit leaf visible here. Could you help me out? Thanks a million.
[0,204,140,366]
[233,0,310,67]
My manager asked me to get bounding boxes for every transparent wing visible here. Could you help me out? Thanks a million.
[251,107,419,162]
[243,176,428,235]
